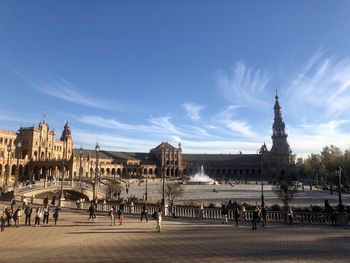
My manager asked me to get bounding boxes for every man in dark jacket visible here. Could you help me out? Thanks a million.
[140,204,148,222]
[25,204,33,226]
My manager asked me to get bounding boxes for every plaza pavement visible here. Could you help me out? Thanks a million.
[0,205,349,263]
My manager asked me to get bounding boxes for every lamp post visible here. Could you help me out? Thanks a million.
[162,166,165,210]
[93,143,100,201]
[260,154,265,207]
[335,165,344,212]
[79,146,83,182]
[14,141,22,195]
[144,155,148,201]
[59,162,65,207]
[4,144,12,192]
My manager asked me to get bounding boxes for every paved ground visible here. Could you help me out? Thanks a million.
[0,204,349,263]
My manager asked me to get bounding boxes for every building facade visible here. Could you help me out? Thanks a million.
[0,95,294,190]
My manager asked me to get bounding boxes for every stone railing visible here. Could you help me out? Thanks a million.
[18,197,348,226]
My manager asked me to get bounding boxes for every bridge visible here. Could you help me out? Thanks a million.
[17,180,107,200]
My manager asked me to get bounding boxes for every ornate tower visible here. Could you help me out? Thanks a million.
[271,93,291,156]
[60,122,73,160]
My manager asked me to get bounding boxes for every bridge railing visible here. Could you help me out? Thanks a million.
[18,181,106,196]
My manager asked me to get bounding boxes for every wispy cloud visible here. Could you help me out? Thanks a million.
[217,61,270,106]
[216,106,256,138]
[182,103,205,121]
[11,68,118,111]
[286,51,350,116]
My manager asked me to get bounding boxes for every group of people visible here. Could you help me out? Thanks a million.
[0,196,61,232]
[98,202,162,232]
[220,200,268,230]
[251,205,268,230]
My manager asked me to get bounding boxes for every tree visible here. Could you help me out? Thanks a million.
[272,182,299,210]
[159,183,184,202]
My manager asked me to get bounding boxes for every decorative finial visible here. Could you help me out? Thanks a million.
[275,90,278,100]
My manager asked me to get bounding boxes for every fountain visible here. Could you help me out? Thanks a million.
[187,165,217,185]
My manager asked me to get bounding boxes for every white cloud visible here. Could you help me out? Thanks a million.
[12,69,118,111]
[217,61,270,106]
[287,120,350,158]
[216,106,256,138]
[182,103,205,121]
[286,51,350,116]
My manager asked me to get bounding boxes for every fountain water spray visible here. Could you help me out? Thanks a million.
[189,165,215,182]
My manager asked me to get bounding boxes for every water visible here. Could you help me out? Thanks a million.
[189,165,215,182]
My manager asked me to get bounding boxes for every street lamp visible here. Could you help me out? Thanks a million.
[59,162,65,207]
[93,143,100,201]
[260,154,265,207]
[14,141,22,195]
[4,144,12,192]
[145,156,148,201]
[335,165,344,212]
[162,167,165,206]
[79,146,83,182]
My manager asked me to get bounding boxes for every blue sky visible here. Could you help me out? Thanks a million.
[1,0,350,157]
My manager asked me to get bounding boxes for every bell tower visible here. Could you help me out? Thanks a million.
[60,122,73,160]
[271,92,290,156]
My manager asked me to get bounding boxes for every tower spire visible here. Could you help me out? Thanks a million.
[271,94,290,154]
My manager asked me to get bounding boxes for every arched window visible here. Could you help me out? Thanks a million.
[0,137,3,144]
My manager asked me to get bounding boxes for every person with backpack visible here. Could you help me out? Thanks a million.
[140,204,148,222]
[53,206,61,225]
[24,204,33,226]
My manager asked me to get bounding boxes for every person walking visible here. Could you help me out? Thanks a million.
[53,206,61,225]
[43,206,50,225]
[117,205,124,225]
[221,204,228,224]
[88,203,96,221]
[0,212,6,232]
[251,206,259,230]
[108,207,116,226]
[4,207,12,227]
[234,206,240,226]
[13,206,22,228]
[287,207,294,225]
[140,204,148,222]
[155,208,162,233]
[24,204,33,226]
[35,207,42,226]
[240,205,246,223]
[43,196,49,208]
